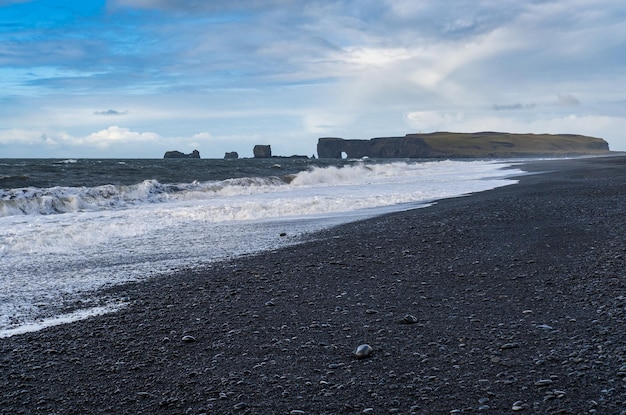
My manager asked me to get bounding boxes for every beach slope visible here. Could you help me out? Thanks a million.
[1,156,625,414]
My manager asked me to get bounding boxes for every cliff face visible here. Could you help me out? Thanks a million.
[164,150,200,159]
[317,132,610,159]
[253,145,272,158]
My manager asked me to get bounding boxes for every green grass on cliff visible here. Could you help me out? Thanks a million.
[417,132,609,157]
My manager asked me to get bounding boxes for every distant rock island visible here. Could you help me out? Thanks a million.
[164,150,200,159]
[317,132,610,159]
[253,145,272,158]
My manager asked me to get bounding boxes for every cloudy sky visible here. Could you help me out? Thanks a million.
[1,0,625,158]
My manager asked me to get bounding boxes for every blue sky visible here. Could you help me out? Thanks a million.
[1,0,625,158]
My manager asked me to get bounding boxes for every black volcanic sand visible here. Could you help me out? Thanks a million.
[2,156,626,415]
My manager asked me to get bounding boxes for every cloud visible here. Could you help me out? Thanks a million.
[107,0,295,13]
[1,1,626,158]
[82,126,160,147]
[94,109,128,116]
[0,129,52,145]
[191,132,213,140]
[405,111,465,131]
[493,103,536,111]
[557,94,581,107]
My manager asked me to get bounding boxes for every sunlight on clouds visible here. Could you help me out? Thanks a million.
[343,47,414,68]
[82,126,160,147]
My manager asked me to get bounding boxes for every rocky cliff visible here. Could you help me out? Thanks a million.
[317,132,610,159]
[163,150,200,159]
[253,145,272,158]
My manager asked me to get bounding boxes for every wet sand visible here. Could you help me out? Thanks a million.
[1,156,625,414]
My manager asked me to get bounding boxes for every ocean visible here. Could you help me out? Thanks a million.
[0,157,523,337]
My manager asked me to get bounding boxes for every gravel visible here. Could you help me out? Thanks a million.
[1,156,625,414]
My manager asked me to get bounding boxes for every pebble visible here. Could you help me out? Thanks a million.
[233,402,247,410]
[400,314,419,324]
[511,401,526,411]
[536,324,554,331]
[500,342,520,350]
[181,335,196,342]
[290,411,305,415]
[354,344,373,359]
[534,379,553,386]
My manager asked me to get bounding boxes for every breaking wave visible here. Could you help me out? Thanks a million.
[0,175,291,217]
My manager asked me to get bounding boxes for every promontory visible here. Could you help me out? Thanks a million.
[317,132,610,158]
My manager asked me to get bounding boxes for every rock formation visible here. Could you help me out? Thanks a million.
[224,151,239,159]
[317,132,610,159]
[253,145,272,158]
[163,150,201,159]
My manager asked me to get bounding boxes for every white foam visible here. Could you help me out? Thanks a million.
[0,303,125,338]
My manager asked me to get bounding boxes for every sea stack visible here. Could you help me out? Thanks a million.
[164,150,201,159]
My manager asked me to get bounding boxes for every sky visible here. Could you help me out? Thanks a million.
[1,0,625,158]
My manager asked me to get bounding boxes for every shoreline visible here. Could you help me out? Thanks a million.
[2,156,625,414]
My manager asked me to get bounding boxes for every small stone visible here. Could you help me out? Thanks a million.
[290,411,305,415]
[512,401,525,411]
[362,408,374,414]
[500,342,520,350]
[400,314,419,324]
[265,300,275,306]
[478,405,490,411]
[365,309,378,314]
[354,344,373,359]
[181,335,196,342]
[233,402,247,410]
[536,324,554,331]
[534,379,553,386]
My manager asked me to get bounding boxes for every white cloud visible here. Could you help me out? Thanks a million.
[191,132,213,140]
[81,126,160,147]
[0,129,73,145]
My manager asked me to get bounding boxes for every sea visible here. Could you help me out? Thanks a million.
[0,157,524,338]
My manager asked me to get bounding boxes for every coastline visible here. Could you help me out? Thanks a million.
[2,156,625,414]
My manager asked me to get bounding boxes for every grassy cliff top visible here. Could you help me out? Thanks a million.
[414,131,609,157]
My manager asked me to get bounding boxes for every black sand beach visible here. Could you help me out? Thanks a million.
[2,156,625,414]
